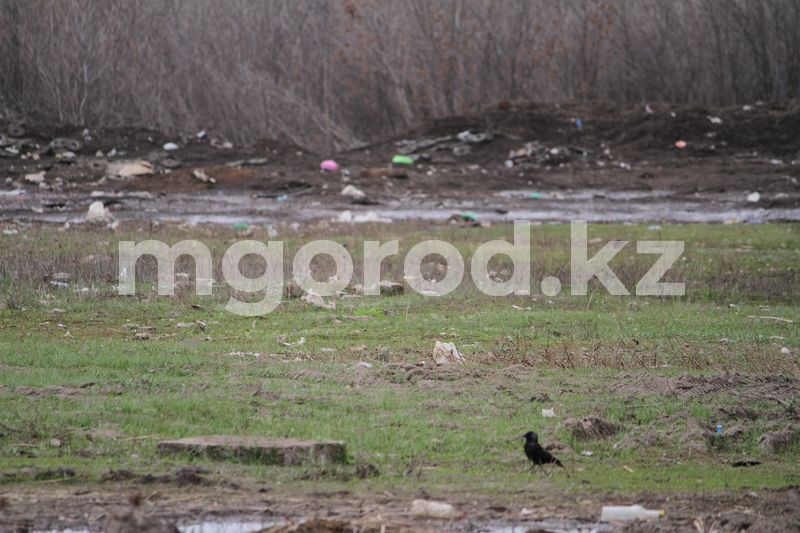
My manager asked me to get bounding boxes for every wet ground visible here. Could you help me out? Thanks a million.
[2,188,799,227]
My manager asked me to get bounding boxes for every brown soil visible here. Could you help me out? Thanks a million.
[2,102,799,208]
[1,483,798,532]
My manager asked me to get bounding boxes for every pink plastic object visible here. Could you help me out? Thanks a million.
[320,160,340,172]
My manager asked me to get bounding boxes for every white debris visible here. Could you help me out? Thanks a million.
[163,142,179,151]
[25,171,46,184]
[746,192,761,203]
[433,341,465,366]
[411,500,457,520]
[708,116,723,125]
[600,505,664,522]
[192,169,216,184]
[107,160,154,178]
[336,210,391,224]
[196,130,207,139]
[340,184,366,199]
[85,201,114,223]
[541,408,556,418]
[781,347,792,356]
[302,292,336,310]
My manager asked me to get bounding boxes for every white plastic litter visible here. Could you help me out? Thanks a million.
[433,341,465,366]
[601,505,664,522]
[746,192,761,203]
[163,142,179,151]
[411,500,457,519]
[85,201,114,223]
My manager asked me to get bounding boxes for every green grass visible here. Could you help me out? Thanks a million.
[0,222,798,499]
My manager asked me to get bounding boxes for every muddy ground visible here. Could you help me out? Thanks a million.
[1,102,800,225]
[2,483,799,532]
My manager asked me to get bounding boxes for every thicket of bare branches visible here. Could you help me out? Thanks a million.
[1,0,798,151]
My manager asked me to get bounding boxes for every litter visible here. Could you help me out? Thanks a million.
[277,336,306,347]
[781,347,792,355]
[107,160,154,178]
[541,408,556,418]
[25,171,45,184]
[336,210,391,224]
[449,212,478,225]
[392,155,414,166]
[433,341,465,366]
[581,450,594,456]
[647,225,662,232]
[231,222,250,232]
[320,159,340,172]
[163,142,179,151]
[708,116,723,125]
[645,104,654,114]
[675,140,687,149]
[356,361,373,369]
[276,194,289,202]
[192,169,216,184]
[746,192,761,203]
[528,192,544,200]
[456,130,493,144]
[575,118,583,129]
[600,505,664,522]
[411,500,458,520]
[302,292,336,310]
[340,184,366,199]
[85,201,114,223]
[196,130,207,139]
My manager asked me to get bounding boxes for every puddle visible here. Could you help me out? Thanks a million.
[2,189,799,225]
[36,516,611,533]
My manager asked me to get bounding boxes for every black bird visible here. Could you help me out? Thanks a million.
[523,431,563,468]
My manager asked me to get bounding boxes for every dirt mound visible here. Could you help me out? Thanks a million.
[563,415,619,440]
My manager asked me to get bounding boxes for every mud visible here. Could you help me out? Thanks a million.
[2,103,800,226]
[3,484,799,533]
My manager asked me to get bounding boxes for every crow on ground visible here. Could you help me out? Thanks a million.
[523,431,564,468]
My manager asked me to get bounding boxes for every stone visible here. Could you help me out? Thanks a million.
[157,436,346,465]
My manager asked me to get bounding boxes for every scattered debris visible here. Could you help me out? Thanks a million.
[508,141,591,167]
[192,169,216,184]
[340,184,366,199]
[85,201,114,223]
[277,336,306,347]
[541,408,556,418]
[320,159,340,172]
[600,505,664,522]
[302,292,336,310]
[746,192,761,203]
[107,160,154,178]
[675,140,687,149]
[411,499,458,519]
[163,142,179,151]
[25,171,45,184]
[392,155,415,166]
[433,341,465,366]
[336,210,391,223]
